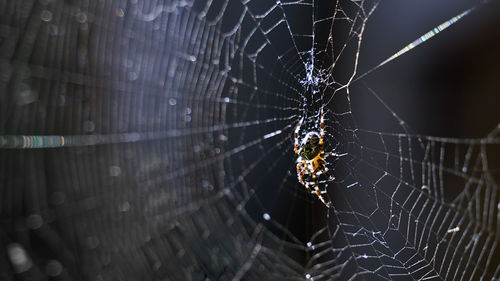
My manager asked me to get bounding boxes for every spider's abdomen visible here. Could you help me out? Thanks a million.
[299,132,321,160]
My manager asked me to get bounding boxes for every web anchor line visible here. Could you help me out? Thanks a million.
[352,6,475,84]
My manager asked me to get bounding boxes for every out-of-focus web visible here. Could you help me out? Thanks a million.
[0,4,476,149]
[1,0,499,280]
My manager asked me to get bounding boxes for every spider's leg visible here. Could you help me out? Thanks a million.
[325,152,348,158]
[314,185,330,208]
[297,161,307,186]
[321,167,335,181]
[314,157,332,180]
[297,161,313,193]
[311,166,321,187]
[310,166,330,207]
[294,117,304,154]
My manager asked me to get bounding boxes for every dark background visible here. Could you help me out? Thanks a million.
[359,0,500,138]
[0,0,498,280]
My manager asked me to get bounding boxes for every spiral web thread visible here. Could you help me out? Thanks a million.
[0,0,498,280]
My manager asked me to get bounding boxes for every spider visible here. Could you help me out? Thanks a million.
[294,107,345,208]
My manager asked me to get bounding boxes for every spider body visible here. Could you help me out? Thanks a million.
[294,108,344,208]
[299,132,321,160]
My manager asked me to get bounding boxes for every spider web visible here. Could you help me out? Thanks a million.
[0,0,499,280]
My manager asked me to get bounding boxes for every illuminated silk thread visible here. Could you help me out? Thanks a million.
[0,133,141,149]
[0,117,290,148]
[353,8,474,83]
[379,9,472,67]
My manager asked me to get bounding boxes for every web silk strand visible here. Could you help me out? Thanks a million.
[353,7,474,83]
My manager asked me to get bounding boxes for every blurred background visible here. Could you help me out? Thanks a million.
[360,0,500,138]
[0,0,498,280]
